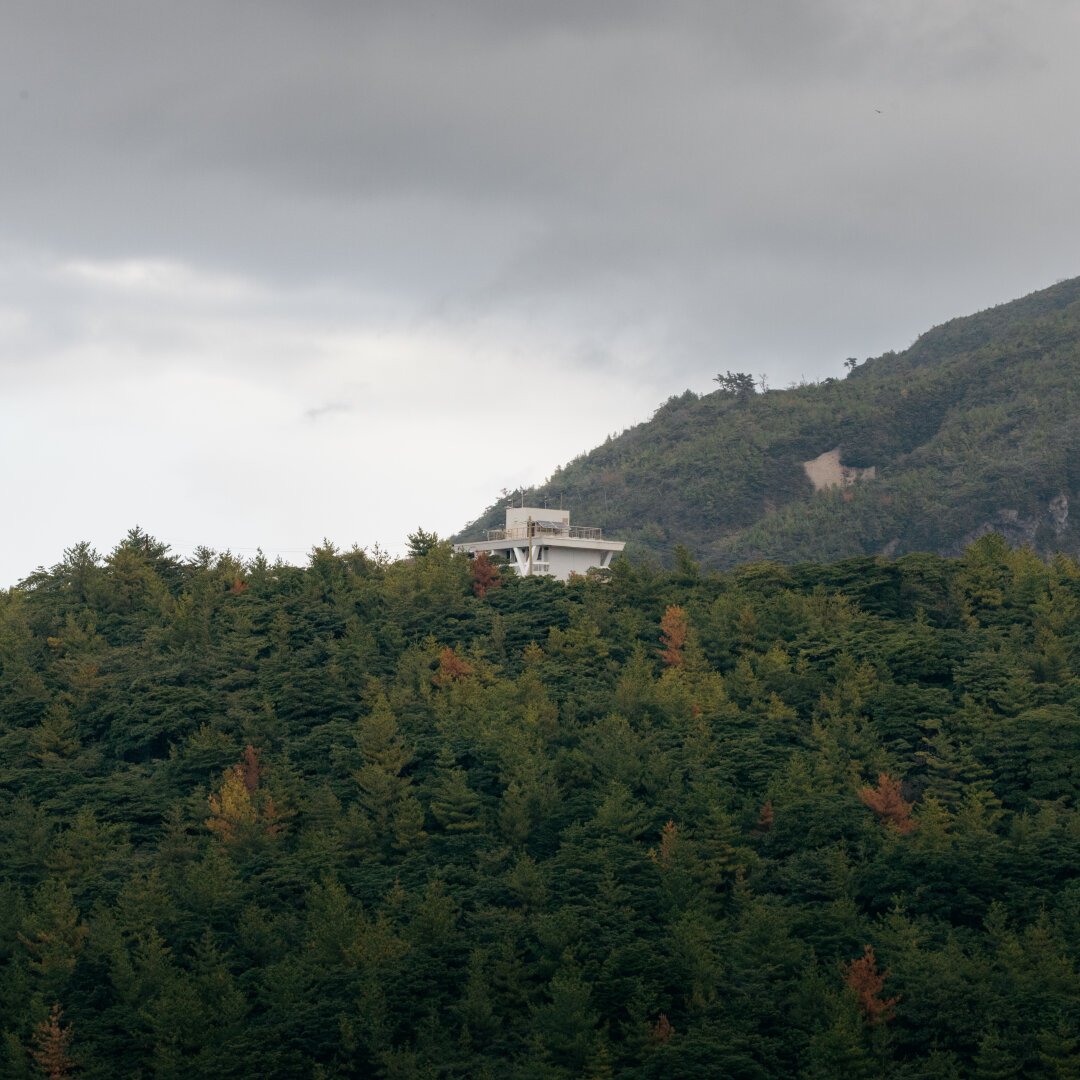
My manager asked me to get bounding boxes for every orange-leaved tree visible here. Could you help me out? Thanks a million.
[432,647,474,687]
[844,944,899,1024]
[32,1003,75,1079]
[858,772,916,834]
[659,605,689,668]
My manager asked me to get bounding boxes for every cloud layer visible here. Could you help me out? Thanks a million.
[3,1,1079,580]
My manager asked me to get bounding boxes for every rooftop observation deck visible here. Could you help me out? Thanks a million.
[484,522,604,542]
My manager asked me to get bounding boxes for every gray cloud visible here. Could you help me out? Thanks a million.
[1,1,1079,581]
[304,401,355,421]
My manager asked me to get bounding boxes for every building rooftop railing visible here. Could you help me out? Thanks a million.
[485,524,604,542]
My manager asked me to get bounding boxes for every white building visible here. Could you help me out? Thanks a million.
[457,506,624,582]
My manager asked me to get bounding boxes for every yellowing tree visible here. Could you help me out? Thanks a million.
[206,745,282,845]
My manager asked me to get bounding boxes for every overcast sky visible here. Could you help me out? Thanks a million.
[3,0,1079,584]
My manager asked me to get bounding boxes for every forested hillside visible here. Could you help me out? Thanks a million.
[3,529,1080,1077]
[460,276,1080,567]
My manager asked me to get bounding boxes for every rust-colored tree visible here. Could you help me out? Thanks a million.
[470,552,501,598]
[432,647,474,687]
[650,1013,675,1043]
[659,605,689,668]
[844,944,899,1024]
[240,743,262,793]
[32,1004,75,1079]
[858,773,916,834]
[648,820,678,868]
[751,799,774,837]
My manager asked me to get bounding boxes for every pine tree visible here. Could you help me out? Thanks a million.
[429,749,482,833]
[206,747,282,845]
[470,552,501,598]
[532,960,600,1074]
[17,880,88,995]
[31,1004,75,1079]
[858,773,916,834]
[844,944,898,1024]
[351,696,426,852]
[972,1029,1022,1080]
[801,1007,877,1080]
[1038,1022,1080,1080]
[659,606,689,668]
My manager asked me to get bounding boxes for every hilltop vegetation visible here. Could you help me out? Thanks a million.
[3,530,1080,1076]
[460,276,1080,567]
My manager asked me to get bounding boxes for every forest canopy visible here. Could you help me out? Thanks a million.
[2,529,1080,1078]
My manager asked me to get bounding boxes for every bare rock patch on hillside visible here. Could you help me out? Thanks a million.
[803,447,876,491]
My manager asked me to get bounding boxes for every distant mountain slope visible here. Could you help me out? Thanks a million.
[457,277,1080,566]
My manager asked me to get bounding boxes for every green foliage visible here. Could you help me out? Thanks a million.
[0,531,1079,1075]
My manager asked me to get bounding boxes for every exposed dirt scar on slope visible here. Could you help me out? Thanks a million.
[803,447,876,491]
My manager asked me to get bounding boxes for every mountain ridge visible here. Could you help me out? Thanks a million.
[458,276,1080,566]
